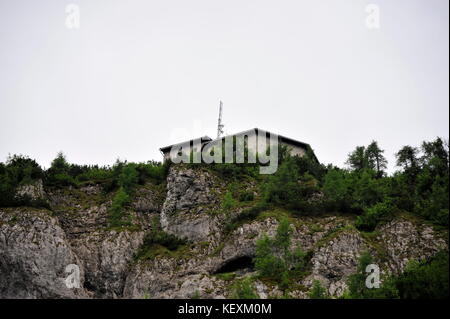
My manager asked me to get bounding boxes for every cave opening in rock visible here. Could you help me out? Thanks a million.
[214,256,255,274]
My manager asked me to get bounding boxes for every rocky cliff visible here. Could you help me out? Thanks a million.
[0,166,448,299]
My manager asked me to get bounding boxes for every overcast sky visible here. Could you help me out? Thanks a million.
[0,0,448,172]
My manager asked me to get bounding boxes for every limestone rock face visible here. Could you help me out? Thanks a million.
[301,218,448,297]
[160,167,223,242]
[0,209,89,298]
[69,230,145,298]
[377,219,447,274]
[132,185,163,214]
[122,218,280,299]
[123,260,228,299]
[304,231,366,296]
[212,218,279,273]
[15,180,45,200]
[46,185,148,298]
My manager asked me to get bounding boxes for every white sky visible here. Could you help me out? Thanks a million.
[0,0,448,172]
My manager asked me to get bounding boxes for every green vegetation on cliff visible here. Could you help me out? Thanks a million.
[3,137,446,231]
[0,152,169,227]
[214,137,449,232]
[343,250,449,299]
[134,217,188,260]
[254,218,309,291]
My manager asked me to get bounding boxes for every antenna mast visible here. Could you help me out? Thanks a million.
[217,100,224,138]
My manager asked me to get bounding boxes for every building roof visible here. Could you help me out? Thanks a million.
[159,136,212,153]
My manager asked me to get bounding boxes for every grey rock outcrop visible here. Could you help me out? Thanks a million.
[69,230,145,298]
[46,185,149,298]
[377,219,447,274]
[15,180,45,201]
[160,167,223,242]
[304,230,366,296]
[0,208,89,298]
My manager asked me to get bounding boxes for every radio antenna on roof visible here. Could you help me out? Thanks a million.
[216,100,224,139]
